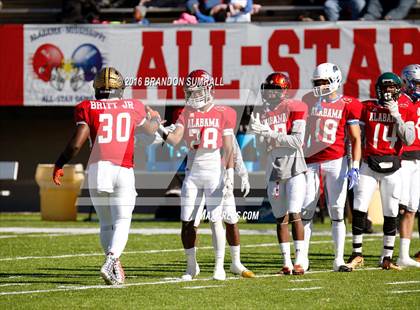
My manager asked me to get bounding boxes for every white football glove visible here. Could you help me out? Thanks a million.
[223,168,234,199]
[250,113,274,138]
[240,174,250,197]
[165,124,177,133]
[384,93,400,118]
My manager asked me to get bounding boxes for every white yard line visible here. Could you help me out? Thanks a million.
[0,238,380,262]
[0,283,31,288]
[391,289,420,294]
[0,268,382,297]
[285,286,323,291]
[386,281,420,285]
[183,285,224,290]
[289,279,319,283]
[0,227,385,238]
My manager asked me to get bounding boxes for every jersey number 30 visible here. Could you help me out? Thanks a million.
[98,113,131,144]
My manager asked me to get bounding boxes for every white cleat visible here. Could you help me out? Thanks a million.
[301,257,310,272]
[100,253,119,285]
[213,268,226,281]
[396,257,420,268]
[181,263,200,281]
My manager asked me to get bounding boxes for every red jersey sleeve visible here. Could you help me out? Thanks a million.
[133,100,147,127]
[74,101,90,126]
[346,97,362,124]
[175,108,186,127]
[289,100,308,122]
[223,106,237,136]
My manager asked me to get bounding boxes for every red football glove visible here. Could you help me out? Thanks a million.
[53,166,64,186]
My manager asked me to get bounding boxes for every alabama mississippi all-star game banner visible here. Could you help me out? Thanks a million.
[0,21,418,106]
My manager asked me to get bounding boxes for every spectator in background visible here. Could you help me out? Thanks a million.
[226,0,253,22]
[361,0,416,20]
[324,0,366,21]
[133,0,151,24]
[61,0,100,23]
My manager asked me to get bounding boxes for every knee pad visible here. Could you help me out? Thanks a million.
[352,210,367,236]
[330,206,344,222]
[383,216,397,236]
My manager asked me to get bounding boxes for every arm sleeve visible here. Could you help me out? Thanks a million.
[272,120,307,149]
[74,102,89,126]
[233,137,248,178]
[395,106,416,146]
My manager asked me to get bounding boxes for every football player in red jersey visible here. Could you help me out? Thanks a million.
[397,64,420,267]
[157,69,237,281]
[347,72,415,270]
[250,73,307,275]
[52,67,160,285]
[301,63,362,272]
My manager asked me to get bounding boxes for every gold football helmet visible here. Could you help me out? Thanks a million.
[93,67,125,99]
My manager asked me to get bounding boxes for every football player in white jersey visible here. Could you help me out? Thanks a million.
[156,69,237,281]
[398,64,420,267]
[250,72,308,275]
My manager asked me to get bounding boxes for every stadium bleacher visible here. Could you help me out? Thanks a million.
[1,0,419,24]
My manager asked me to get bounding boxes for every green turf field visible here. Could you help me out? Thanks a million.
[0,213,419,309]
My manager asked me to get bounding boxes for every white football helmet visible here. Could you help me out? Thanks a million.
[401,64,420,99]
[184,69,214,110]
[311,63,342,97]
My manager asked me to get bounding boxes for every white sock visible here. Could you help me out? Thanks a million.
[303,220,313,259]
[108,218,131,258]
[230,245,241,267]
[382,235,396,258]
[294,240,305,265]
[352,234,363,254]
[185,247,197,269]
[399,238,411,259]
[99,224,113,254]
[280,242,292,266]
[210,221,226,270]
[332,221,346,262]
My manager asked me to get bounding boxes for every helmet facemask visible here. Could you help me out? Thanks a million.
[184,86,213,110]
[261,84,287,110]
[377,82,401,104]
[312,78,340,97]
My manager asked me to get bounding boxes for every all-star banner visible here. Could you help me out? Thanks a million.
[0,22,418,106]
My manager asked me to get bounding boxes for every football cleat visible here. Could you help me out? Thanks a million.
[380,257,402,271]
[333,259,353,272]
[414,251,420,263]
[230,263,255,278]
[346,252,364,269]
[181,263,200,281]
[292,264,305,275]
[100,253,119,285]
[280,265,293,275]
[113,258,126,284]
[213,267,226,281]
[396,257,420,268]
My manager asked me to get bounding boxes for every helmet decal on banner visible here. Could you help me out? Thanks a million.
[32,43,65,90]
[70,44,103,91]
